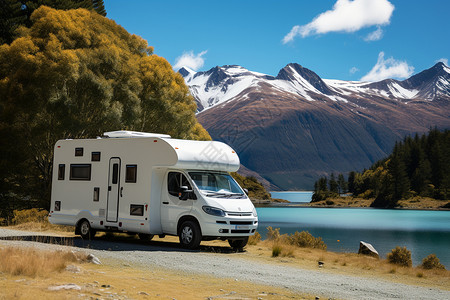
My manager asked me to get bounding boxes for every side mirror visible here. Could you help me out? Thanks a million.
[244,188,249,195]
[179,186,194,200]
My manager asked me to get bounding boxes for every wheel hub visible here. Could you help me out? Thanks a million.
[181,226,193,243]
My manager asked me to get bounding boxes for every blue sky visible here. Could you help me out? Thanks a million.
[105,0,449,81]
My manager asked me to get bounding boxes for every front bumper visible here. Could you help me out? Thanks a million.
[201,215,258,237]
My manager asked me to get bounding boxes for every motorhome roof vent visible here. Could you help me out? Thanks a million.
[103,131,171,139]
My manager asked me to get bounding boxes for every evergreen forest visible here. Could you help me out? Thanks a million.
[312,129,450,207]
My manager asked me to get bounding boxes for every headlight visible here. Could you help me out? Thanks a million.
[202,206,226,217]
[252,207,258,217]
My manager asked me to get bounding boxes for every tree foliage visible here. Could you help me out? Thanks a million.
[0,6,210,218]
[312,129,450,207]
[0,0,107,45]
[231,172,271,200]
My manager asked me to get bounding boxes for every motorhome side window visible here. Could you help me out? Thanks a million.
[91,152,101,161]
[167,172,191,196]
[58,164,65,180]
[125,165,137,183]
[75,147,83,156]
[70,164,91,181]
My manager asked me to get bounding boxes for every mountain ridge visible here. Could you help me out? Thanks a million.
[180,63,450,190]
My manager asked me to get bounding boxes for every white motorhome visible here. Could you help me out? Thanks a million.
[49,131,258,249]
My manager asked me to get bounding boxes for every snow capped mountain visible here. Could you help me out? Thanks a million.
[180,62,450,113]
[179,62,450,190]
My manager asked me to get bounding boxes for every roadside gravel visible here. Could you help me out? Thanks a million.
[1,228,449,300]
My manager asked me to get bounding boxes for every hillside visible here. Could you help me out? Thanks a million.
[181,63,450,190]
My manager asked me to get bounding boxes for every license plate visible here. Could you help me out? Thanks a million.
[235,225,250,230]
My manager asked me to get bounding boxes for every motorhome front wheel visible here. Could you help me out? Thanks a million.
[179,221,201,249]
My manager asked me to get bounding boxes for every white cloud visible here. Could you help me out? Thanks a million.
[361,52,414,82]
[436,58,448,66]
[283,0,394,44]
[349,67,359,74]
[173,50,207,71]
[364,26,383,41]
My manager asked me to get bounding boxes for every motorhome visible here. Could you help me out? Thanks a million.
[49,131,258,249]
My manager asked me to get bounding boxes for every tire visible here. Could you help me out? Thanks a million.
[78,219,94,240]
[138,233,154,241]
[228,237,249,249]
[179,220,202,249]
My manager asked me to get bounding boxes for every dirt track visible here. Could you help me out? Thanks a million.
[1,228,449,300]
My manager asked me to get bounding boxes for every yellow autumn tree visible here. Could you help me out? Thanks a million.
[0,6,210,213]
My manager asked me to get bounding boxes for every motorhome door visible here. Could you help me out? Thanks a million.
[107,158,121,222]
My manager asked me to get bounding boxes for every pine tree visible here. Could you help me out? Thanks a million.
[388,145,410,202]
[348,171,356,194]
[329,173,338,194]
[337,173,347,195]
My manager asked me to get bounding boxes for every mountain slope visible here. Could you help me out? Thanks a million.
[181,63,450,190]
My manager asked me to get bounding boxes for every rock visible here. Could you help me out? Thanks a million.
[48,283,81,291]
[101,284,111,288]
[87,254,102,264]
[139,291,149,295]
[318,261,324,267]
[358,241,379,258]
[65,265,81,273]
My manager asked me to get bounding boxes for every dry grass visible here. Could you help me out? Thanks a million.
[5,208,74,233]
[245,239,450,290]
[398,197,450,210]
[0,246,85,277]
[307,197,372,207]
[248,231,261,245]
[306,196,449,210]
[0,246,313,300]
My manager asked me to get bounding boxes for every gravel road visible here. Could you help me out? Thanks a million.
[1,228,449,300]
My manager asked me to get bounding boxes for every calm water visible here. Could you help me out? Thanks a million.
[270,191,313,203]
[256,207,450,267]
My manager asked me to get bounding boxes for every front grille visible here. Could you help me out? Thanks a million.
[231,229,251,234]
[230,221,253,225]
[227,212,252,217]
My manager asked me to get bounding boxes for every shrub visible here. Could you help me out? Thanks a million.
[288,231,327,250]
[248,232,261,245]
[272,244,282,257]
[266,226,280,241]
[12,209,49,225]
[421,254,446,270]
[325,200,335,205]
[387,246,412,267]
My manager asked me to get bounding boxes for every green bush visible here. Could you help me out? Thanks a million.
[288,231,327,250]
[387,246,412,267]
[248,232,261,245]
[421,254,445,270]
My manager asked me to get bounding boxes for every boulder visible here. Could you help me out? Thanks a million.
[87,253,101,265]
[358,241,379,258]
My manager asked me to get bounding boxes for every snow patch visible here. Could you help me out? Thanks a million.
[388,82,419,99]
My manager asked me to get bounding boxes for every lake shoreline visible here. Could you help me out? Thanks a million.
[256,202,450,211]
[264,192,450,211]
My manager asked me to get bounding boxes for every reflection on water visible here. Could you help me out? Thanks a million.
[256,207,450,267]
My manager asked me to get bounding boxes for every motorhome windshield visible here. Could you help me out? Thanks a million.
[188,172,245,198]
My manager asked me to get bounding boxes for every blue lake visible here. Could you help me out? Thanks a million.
[256,207,450,268]
[270,191,313,203]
